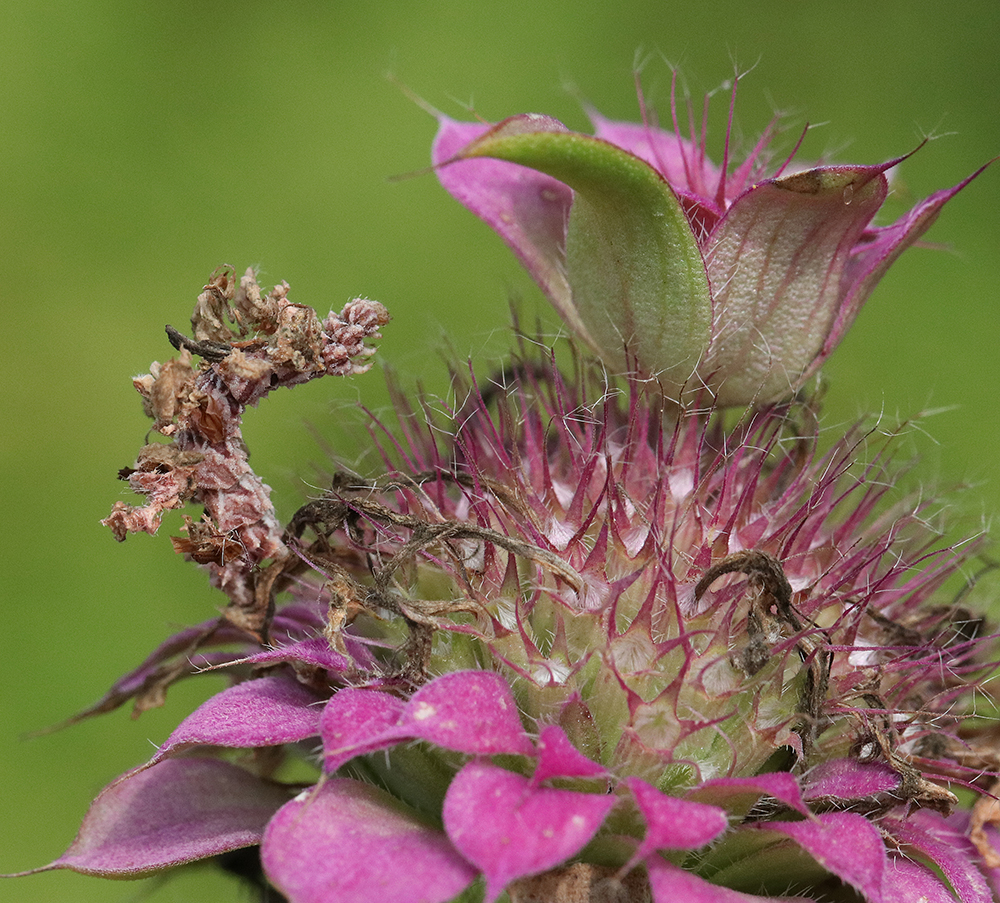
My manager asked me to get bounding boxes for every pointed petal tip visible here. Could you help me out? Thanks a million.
[153,675,323,763]
[532,724,608,784]
[36,759,291,878]
[876,138,997,190]
[444,760,615,901]
[624,777,729,856]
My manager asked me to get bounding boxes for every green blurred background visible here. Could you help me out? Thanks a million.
[2,2,998,900]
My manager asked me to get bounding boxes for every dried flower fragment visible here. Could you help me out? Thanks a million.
[102,266,388,633]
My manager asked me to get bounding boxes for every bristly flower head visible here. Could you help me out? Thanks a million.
[432,76,987,406]
[8,80,1000,903]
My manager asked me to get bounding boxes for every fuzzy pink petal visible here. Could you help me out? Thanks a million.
[802,757,901,802]
[433,115,575,329]
[154,675,323,760]
[31,759,290,876]
[397,670,534,756]
[688,773,808,816]
[763,811,887,903]
[321,671,533,772]
[646,856,812,902]
[888,811,992,903]
[321,687,408,771]
[261,778,476,903]
[229,636,356,672]
[531,724,608,784]
[625,777,728,857]
[882,855,963,903]
[443,760,615,903]
[702,164,890,405]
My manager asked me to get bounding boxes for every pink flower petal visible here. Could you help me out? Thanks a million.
[647,856,812,902]
[764,811,887,903]
[321,687,408,771]
[261,778,477,903]
[532,724,608,784]
[625,777,728,857]
[398,670,534,756]
[802,757,901,802]
[154,675,323,761]
[882,855,961,903]
[31,759,291,876]
[443,760,615,903]
[433,115,576,331]
[230,636,355,672]
[687,773,808,817]
[888,811,992,903]
[321,671,534,772]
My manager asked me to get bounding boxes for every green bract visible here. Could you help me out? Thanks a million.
[461,118,712,396]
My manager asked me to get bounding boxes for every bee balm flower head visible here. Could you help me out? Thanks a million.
[8,82,1000,903]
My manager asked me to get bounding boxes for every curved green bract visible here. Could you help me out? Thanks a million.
[462,121,712,397]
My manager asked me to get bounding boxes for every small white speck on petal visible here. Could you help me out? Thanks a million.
[413,702,437,721]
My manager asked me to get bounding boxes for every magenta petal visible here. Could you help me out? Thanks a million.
[532,724,607,784]
[322,671,534,771]
[882,855,962,903]
[154,675,323,761]
[399,671,534,757]
[802,757,901,802]
[321,687,408,771]
[888,811,992,903]
[433,116,575,327]
[230,636,356,672]
[765,811,887,902]
[443,760,615,903]
[37,759,290,876]
[262,778,477,903]
[688,773,808,816]
[625,777,728,856]
[646,856,809,902]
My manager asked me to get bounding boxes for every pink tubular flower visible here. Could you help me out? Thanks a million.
[8,85,1000,903]
[432,82,988,406]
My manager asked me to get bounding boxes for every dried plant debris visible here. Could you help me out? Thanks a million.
[103,266,389,637]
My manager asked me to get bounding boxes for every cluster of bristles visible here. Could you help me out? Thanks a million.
[278,339,996,809]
